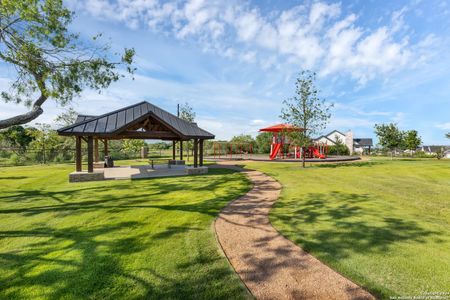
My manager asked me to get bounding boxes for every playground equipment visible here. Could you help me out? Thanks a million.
[259,124,328,160]
[213,142,253,159]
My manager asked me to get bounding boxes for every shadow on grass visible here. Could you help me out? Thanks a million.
[312,161,383,168]
[0,169,247,218]
[0,167,250,299]
[268,191,441,298]
[273,191,438,258]
[0,222,245,299]
[0,176,29,180]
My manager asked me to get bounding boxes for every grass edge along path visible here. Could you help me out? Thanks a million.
[213,163,374,300]
[242,159,450,299]
[0,163,252,299]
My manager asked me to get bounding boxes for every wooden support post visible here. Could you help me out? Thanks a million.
[104,139,109,156]
[180,141,184,160]
[199,139,204,166]
[172,140,176,160]
[193,139,198,168]
[76,136,82,172]
[87,136,94,173]
[94,138,99,162]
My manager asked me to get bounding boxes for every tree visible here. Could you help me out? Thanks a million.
[402,130,422,155]
[230,134,256,154]
[281,71,332,167]
[178,102,196,160]
[230,134,255,144]
[374,123,403,158]
[179,102,196,122]
[255,132,272,153]
[328,136,349,156]
[0,0,135,129]
[54,107,78,127]
[28,123,60,163]
[122,140,146,157]
[0,125,35,154]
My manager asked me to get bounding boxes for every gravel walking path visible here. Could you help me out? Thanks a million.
[214,163,375,300]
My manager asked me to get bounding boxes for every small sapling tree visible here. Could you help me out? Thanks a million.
[281,71,332,168]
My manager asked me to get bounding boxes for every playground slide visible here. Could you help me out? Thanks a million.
[270,143,282,160]
[312,148,325,159]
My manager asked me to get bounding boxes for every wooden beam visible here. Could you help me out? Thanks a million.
[116,130,179,139]
[87,136,94,173]
[193,139,198,168]
[199,139,204,166]
[76,136,82,172]
[94,138,99,162]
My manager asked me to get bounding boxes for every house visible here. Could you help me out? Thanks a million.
[313,130,373,155]
[445,150,450,159]
[418,145,450,158]
[353,138,374,154]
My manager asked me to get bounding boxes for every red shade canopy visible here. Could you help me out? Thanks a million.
[259,123,304,133]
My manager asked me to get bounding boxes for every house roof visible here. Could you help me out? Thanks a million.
[259,123,304,133]
[325,130,346,137]
[420,145,450,152]
[353,138,373,146]
[313,135,335,144]
[57,101,215,140]
[313,130,346,143]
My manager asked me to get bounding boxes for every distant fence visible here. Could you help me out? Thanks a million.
[0,147,172,167]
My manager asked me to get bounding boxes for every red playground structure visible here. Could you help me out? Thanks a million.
[259,124,328,160]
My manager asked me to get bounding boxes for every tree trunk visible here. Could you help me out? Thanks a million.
[302,147,306,168]
[0,94,47,129]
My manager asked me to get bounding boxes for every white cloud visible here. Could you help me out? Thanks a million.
[436,122,450,130]
[72,0,433,84]
[328,117,374,130]
[250,119,265,125]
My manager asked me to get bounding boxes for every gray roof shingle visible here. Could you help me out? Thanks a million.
[353,138,373,146]
[57,101,215,139]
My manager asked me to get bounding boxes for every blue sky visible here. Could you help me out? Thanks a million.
[1,0,449,144]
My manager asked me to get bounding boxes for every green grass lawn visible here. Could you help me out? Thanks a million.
[242,159,450,298]
[0,164,251,299]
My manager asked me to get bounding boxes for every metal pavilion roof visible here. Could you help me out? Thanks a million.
[57,101,215,140]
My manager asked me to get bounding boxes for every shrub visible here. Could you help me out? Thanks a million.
[10,154,22,165]
[328,144,350,156]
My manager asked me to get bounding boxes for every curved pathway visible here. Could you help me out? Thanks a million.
[214,163,375,300]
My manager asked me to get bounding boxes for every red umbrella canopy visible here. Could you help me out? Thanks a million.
[259,123,304,132]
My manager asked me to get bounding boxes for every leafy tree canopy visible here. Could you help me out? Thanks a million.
[0,0,135,129]
[179,102,196,122]
[402,130,422,151]
[0,125,35,153]
[328,136,349,155]
[54,107,78,127]
[230,134,255,145]
[374,123,403,152]
[122,140,146,154]
[255,132,272,153]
